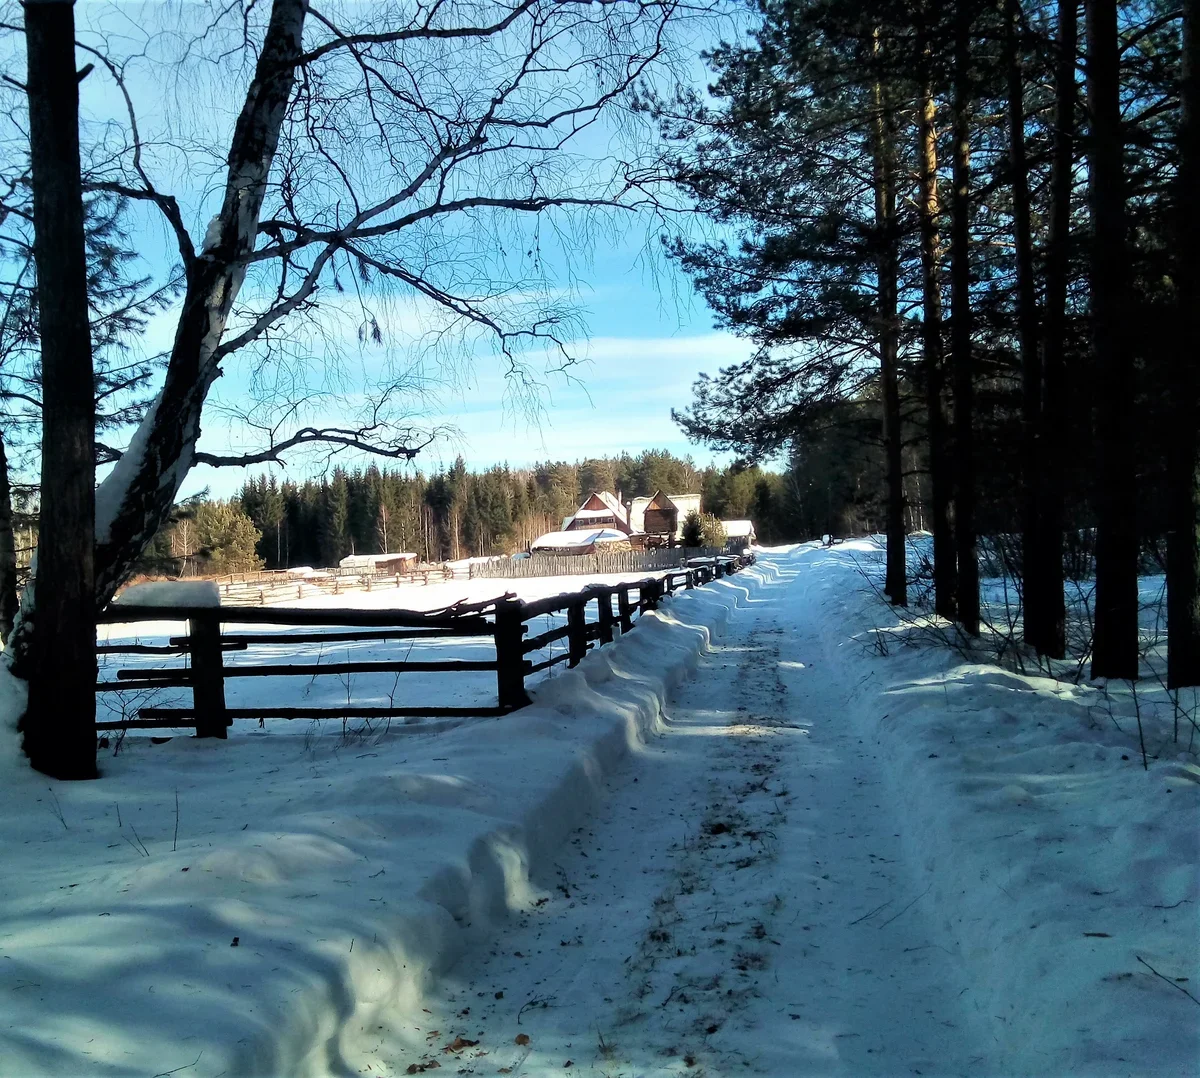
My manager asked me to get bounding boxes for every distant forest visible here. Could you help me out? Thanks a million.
[155,451,829,572]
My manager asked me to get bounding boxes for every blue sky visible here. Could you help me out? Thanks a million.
[54,3,757,499]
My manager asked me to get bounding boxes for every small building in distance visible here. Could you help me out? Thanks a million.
[720,519,757,552]
[629,491,703,546]
[337,552,418,572]
[530,528,633,556]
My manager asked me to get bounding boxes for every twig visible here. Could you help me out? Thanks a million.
[1136,955,1200,1007]
[1130,680,1148,771]
[847,898,894,926]
[878,885,932,929]
[173,789,179,852]
[151,1051,203,1078]
[46,787,68,830]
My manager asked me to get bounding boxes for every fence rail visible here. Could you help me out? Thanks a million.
[95,554,753,735]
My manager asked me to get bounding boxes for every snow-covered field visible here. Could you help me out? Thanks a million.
[96,573,672,731]
[1,545,1196,1076]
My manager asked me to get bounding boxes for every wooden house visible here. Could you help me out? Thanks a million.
[561,491,633,534]
[628,492,703,545]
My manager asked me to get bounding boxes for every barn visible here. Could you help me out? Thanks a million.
[628,491,702,545]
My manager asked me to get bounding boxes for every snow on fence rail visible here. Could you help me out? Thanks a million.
[94,555,753,734]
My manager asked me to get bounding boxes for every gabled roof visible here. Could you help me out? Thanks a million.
[564,491,630,532]
[629,491,702,534]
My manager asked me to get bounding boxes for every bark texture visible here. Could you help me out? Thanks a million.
[1038,0,1077,661]
[872,50,907,607]
[1086,0,1139,679]
[1006,0,1047,652]
[917,66,957,620]
[22,0,98,779]
[952,0,978,636]
[0,433,16,646]
[1167,0,1200,689]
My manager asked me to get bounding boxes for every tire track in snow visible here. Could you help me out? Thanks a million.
[379,556,986,1077]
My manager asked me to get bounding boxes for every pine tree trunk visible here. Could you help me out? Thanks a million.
[20,0,97,779]
[872,43,907,607]
[1005,0,1047,652]
[1167,0,1200,689]
[952,0,979,635]
[0,432,17,646]
[1039,0,1077,660]
[1087,0,1139,679]
[917,66,957,620]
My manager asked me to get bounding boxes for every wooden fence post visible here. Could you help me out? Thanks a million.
[189,610,228,738]
[494,598,531,710]
[567,600,588,667]
[597,589,615,644]
[618,588,633,633]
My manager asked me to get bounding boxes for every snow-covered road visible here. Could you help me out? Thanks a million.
[3,545,1195,1077]
[386,555,987,1076]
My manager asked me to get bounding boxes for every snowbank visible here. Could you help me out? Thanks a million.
[0,565,773,1077]
[802,540,1200,1076]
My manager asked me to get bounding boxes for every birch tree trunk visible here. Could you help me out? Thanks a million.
[1086,0,1139,680]
[952,0,979,635]
[917,64,957,621]
[1038,0,1077,661]
[22,0,97,779]
[872,42,907,607]
[1167,0,1200,688]
[91,0,309,606]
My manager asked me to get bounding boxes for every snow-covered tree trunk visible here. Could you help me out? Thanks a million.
[92,0,308,606]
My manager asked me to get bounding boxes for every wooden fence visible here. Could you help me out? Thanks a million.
[470,546,727,580]
[213,565,455,607]
[94,554,751,735]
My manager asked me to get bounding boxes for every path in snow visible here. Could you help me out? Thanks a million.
[381,555,987,1077]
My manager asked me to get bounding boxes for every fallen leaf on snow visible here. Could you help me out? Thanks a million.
[515,1033,531,1046]
[442,1036,479,1053]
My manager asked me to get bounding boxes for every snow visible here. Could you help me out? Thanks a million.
[338,553,417,570]
[530,528,629,552]
[114,580,221,608]
[721,518,754,538]
[2,546,1197,1075]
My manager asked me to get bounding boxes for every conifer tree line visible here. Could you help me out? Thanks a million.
[655,0,1199,686]
[224,452,800,570]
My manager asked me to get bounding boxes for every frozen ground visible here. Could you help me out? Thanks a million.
[1,545,1197,1076]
